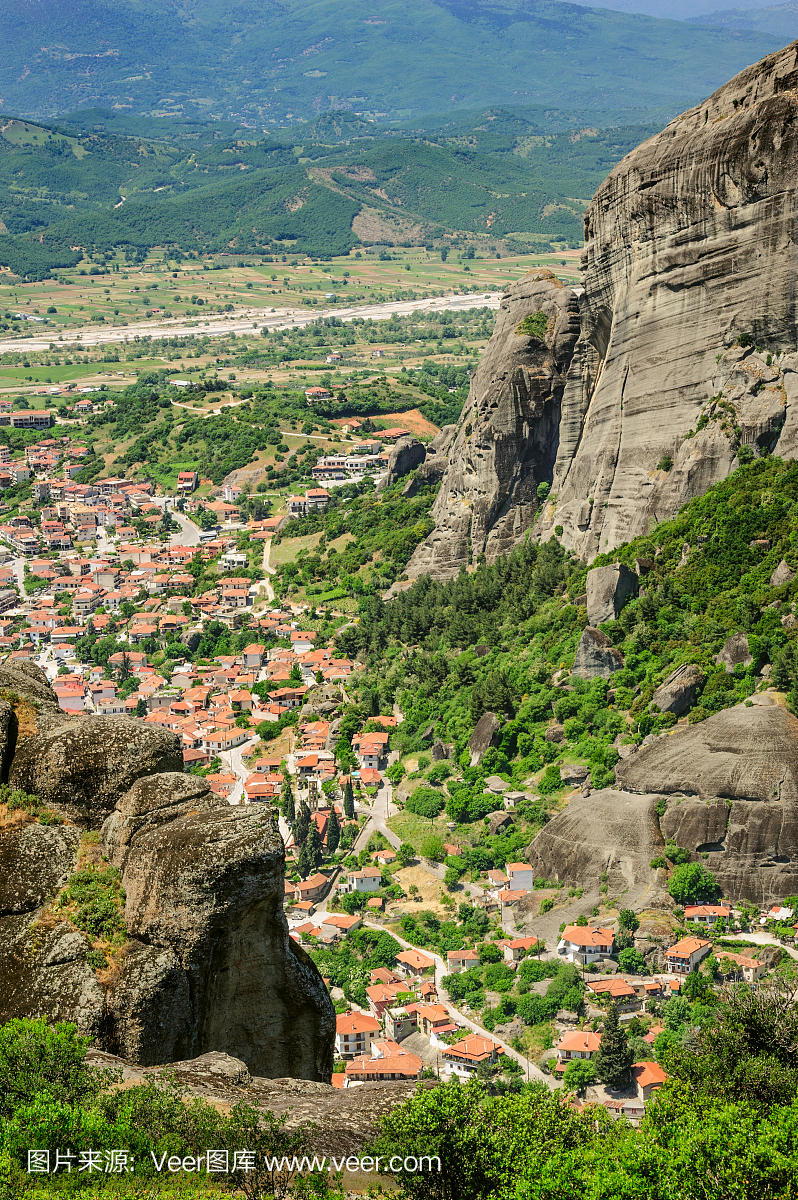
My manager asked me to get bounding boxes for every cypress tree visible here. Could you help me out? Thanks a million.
[326,807,340,856]
[343,777,355,820]
[307,823,323,871]
[594,1003,634,1089]
[297,842,312,880]
[294,801,310,847]
[281,776,295,823]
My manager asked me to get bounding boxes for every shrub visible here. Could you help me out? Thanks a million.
[405,786,444,819]
[668,862,720,905]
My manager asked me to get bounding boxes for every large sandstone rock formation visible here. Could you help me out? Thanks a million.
[409,40,798,575]
[0,664,333,1081]
[527,704,798,905]
[615,705,798,903]
[571,627,624,679]
[407,271,580,577]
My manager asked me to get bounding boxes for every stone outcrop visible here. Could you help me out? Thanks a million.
[526,787,668,904]
[406,271,581,578]
[571,626,624,679]
[715,632,754,672]
[468,711,501,766]
[381,436,426,487]
[10,717,183,829]
[770,559,796,587]
[615,705,798,902]
[585,563,639,627]
[0,666,334,1082]
[651,664,705,715]
[85,1048,435,1158]
[408,41,798,574]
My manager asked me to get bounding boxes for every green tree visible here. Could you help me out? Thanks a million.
[0,1019,118,1117]
[617,948,648,974]
[397,841,415,867]
[326,808,340,856]
[294,801,310,847]
[297,842,313,880]
[668,862,719,905]
[420,834,446,862]
[343,776,355,820]
[593,1003,633,1089]
[562,1057,597,1093]
[307,822,323,871]
[135,696,147,718]
[280,776,295,823]
[618,908,640,933]
[289,662,303,685]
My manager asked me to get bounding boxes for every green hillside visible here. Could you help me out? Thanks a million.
[0,0,779,126]
[0,109,661,272]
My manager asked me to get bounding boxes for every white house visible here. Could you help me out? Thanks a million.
[664,936,712,975]
[340,867,382,894]
[683,904,732,926]
[557,925,615,965]
[335,1011,381,1059]
[505,862,536,891]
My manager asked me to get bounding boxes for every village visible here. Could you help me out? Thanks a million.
[0,393,794,1132]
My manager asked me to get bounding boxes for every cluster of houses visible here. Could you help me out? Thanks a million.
[330,957,507,1089]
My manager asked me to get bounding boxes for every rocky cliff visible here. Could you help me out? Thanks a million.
[527,702,798,906]
[0,662,333,1081]
[409,38,798,576]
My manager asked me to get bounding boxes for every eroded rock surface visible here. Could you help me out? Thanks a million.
[0,673,335,1082]
[407,271,581,578]
[652,664,706,716]
[571,626,623,679]
[409,42,798,572]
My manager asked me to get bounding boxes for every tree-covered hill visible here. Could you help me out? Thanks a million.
[0,0,780,126]
[335,456,798,808]
[0,109,661,273]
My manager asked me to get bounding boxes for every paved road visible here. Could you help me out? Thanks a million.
[721,931,798,962]
[363,919,557,1089]
[0,292,501,355]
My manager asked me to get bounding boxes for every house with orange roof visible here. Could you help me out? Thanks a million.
[632,1061,667,1102]
[665,936,712,975]
[441,1034,504,1079]
[335,1010,382,1059]
[344,1041,423,1086]
[554,1029,601,1073]
[417,1003,459,1043]
[447,948,480,974]
[292,873,329,904]
[557,925,615,965]
[503,936,539,963]
[396,949,435,978]
[683,904,732,926]
[366,982,409,1019]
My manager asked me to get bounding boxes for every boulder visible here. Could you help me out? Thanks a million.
[585,563,639,627]
[545,724,565,743]
[403,455,448,497]
[487,811,513,836]
[771,559,796,587]
[381,437,426,487]
[651,664,705,716]
[0,724,335,1085]
[525,787,668,902]
[559,764,590,786]
[615,705,798,903]
[571,626,624,679]
[468,712,501,766]
[715,632,754,673]
[9,717,183,829]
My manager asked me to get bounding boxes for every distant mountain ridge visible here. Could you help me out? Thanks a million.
[0,0,781,126]
[688,0,798,39]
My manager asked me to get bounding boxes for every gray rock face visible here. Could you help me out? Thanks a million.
[406,271,581,578]
[571,626,624,679]
[409,42,798,570]
[651,664,705,716]
[715,632,753,673]
[0,728,335,1083]
[545,724,565,743]
[585,563,639,627]
[382,437,426,487]
[403,454,448,497]
[9,717,183,829]
[770,559,796,587]
[615,705,798,902]
[468,712,501,766]
[526,788,667,901]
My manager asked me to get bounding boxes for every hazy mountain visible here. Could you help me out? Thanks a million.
[687,0,798,38]
[564,0,777,18]
[0,0,780,126]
